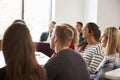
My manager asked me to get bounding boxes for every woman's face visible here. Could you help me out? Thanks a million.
[100,33,108,47]
[82,25,91,39]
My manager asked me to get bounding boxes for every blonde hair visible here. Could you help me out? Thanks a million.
[104,27,120,56]
[55,25,74,46]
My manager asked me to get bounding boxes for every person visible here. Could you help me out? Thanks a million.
[76,22,84,43]
[50,23,79,57]
[95,27,120,80]
[0,20,47,80]
[62,23,79,50]
[40,21,56,42]
[44,25,90,80]
[79,22,105,75]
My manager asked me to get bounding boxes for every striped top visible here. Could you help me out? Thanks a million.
[81,44,105,74]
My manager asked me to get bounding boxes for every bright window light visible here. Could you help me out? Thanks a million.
[0,0,21,39]
[0,0,51,41]
[24,0,50,41]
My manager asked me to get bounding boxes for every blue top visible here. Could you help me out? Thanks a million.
[96,54,120,80]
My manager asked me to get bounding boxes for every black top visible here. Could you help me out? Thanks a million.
[0,67,6,80]
[40,32,49,41]
[79,32,84,43]
[44,49,90,80]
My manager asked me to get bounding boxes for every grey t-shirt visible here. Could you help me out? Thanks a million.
[44,49,90,80]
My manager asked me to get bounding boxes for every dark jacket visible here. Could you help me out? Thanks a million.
[0,67,6,80]
[40,32,49,41]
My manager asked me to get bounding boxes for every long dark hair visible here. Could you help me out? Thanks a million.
[79,22,101,52]
[2,20,47,80]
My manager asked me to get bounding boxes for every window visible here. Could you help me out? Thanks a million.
[0,0,21,39]
[0,0,51,41]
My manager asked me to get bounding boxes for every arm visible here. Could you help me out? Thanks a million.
[97,58,115,80]
[40,33,44,41]
[88,54,104,74]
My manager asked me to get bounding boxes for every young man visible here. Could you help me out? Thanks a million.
[76,22,84,43]
[40,21,56,42]
[44,25,90,80]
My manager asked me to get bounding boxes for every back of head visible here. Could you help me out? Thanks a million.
[104,27,120,55]
[3,20,34,64]
[55,25,74,47]
[2,20,46,80]
[86,22,101,42]
[62,23,78,46]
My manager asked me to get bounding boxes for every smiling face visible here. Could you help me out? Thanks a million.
[82,25,91,39]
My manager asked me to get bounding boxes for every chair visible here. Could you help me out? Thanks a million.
[35,42,54,57]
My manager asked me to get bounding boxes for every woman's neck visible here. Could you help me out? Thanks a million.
[87,37,99,45]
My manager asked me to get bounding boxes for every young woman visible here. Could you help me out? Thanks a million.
[79,22,105,74]
[0,20,47,80]
[96,27,120,80]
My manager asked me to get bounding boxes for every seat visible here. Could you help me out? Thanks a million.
[35,42,54,57]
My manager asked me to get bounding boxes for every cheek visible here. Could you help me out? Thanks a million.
[83,31,89,38]
[101,37,107,47]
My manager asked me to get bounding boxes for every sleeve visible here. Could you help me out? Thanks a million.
[88,54,104,74]
[97,58,115,79]
[44,59,57,80]
[40,33,45,41]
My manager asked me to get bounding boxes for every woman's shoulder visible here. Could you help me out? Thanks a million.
[93,44,104,54]
[0,67,5,73]
[86,44,104,53]
[107,54,120,67]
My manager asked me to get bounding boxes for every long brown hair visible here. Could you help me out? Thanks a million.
[2,20,47,80]
[79,22,101,52]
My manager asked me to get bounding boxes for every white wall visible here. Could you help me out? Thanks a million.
[53,0,84,26]
[84,0,98,24]
[53,0,120,30]
[97,0,120,31]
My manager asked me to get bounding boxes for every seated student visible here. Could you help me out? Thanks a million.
[75,22,84,43]
[40,21,56,42]
[44,25,90,80]
[95,27,120,80]
[79,22,105,75]
[0,20,47,80]
[62,24,79,50]
[51,23,79,57]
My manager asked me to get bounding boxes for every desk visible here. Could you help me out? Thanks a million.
[0,51,50,68]
[35,52,50,66]
[105,68,120,80]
